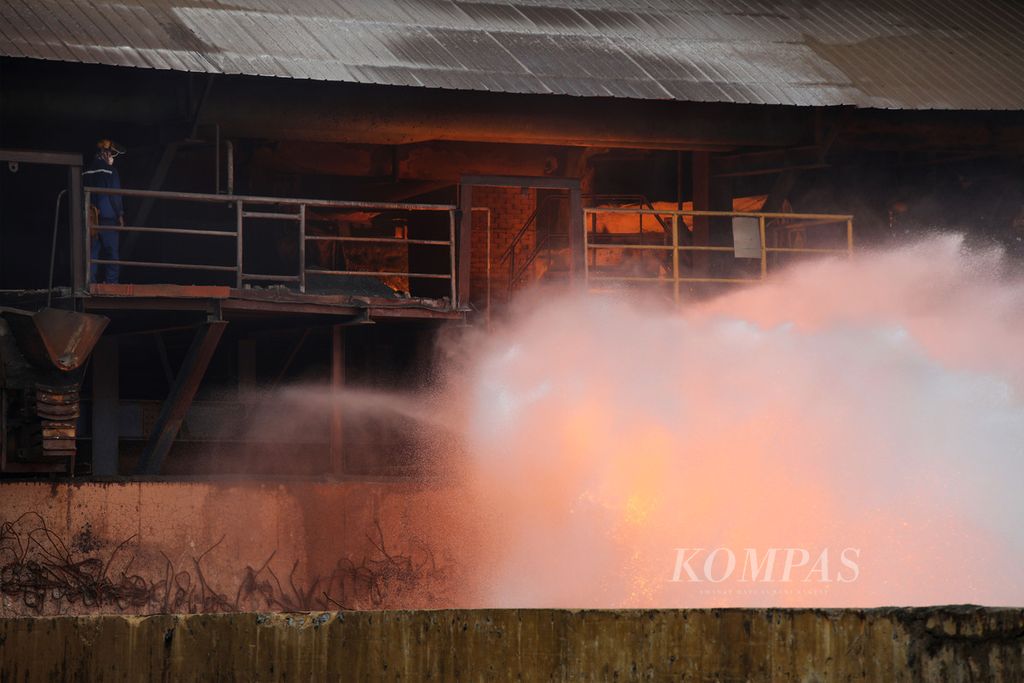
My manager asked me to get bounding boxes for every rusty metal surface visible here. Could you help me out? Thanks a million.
[0,308,109,373]
[1,1,1023,110]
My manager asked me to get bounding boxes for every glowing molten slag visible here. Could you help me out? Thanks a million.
[456,236,1024,607]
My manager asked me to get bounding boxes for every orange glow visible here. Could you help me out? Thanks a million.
[451,235,1024,608]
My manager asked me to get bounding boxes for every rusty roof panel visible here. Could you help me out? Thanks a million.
[1,0,1023,110]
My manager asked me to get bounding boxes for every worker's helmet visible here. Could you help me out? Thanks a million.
[96,139,126,157]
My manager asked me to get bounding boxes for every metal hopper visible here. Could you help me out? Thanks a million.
[1,307,109,474]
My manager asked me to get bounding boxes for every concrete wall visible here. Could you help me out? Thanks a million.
[0,481,467,616]
[1,607,1022,681]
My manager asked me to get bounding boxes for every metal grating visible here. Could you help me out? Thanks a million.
[1,0,1023,110]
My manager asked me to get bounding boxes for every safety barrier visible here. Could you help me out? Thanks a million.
[584,208,853,301]
[84,187,457,304]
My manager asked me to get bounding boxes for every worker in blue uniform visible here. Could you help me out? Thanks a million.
[82,139,126,284]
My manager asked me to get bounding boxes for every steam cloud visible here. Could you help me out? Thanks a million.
[452,235,1024,607]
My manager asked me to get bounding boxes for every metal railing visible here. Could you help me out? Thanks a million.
[584,208,854,302]
[84,187,458,305]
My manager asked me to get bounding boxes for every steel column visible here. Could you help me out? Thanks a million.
[69,167,85,294]
[759,216,768,279]
[672,215,680,304]
[236,201,244,288]
[568,186,584,285]
[299,204,307,293]
[135,320,227,475]
[448,209,458,305]
[458,185,473,307]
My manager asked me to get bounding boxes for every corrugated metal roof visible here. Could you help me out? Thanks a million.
[2,0,1023,110]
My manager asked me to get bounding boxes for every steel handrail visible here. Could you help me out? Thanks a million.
[583,208,854,302]
[84,187,458,306]
[85,186,455,211]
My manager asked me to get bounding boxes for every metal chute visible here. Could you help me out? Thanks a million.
[0,307,109,474]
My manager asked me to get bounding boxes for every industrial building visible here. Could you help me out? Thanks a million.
[3,0,1021,479]
[1,1,1024,678]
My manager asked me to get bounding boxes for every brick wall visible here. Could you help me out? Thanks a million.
[470,187,537,309]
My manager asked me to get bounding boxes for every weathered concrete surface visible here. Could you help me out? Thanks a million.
[0,481,469,615]
[1,607,1022,682]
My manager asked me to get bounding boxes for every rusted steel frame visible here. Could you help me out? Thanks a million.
[84,190,92,287]
[586,244,737,253]
[93,225,238,237]
[448,209,457,305]
[587,243,674,251]
[298,204,306,293]
[69,166,84,294]
[306,235,450,246]
[473,208,492,322]
[0,149,82,166]
[588,275,761,284]
[135,320,228,475]
[461,175,582,190]
[220,299,360,317]
[583,208,591,289]
[569,186,584,280]
[759,216,768,279]
[236,201,244,288]
[671,215,680,305]
[90,259,236,272]
[241,211,302,220]
[765,247,849,254]
[585,207,853,220]
[458,185,473,307]
[87,186,454,212]
[241,274,301,282]
[305,268,451,279]
[766,217,847,230]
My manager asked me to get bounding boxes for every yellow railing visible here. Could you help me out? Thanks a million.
[583,208,853,302]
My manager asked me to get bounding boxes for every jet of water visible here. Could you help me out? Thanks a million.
[455,235,1024,607]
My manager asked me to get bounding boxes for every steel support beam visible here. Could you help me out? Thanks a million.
[458,185,473,307]
[712,146,828,178]
[90,336,119,476]
[692,152,711,275]
[0,149,83,166]
[461,175,582,191]
[568,186,584,282]
[135,320,227,474]
[68,164,85,295]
